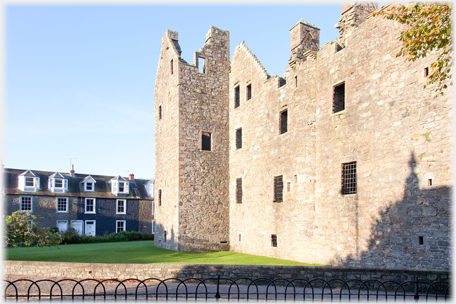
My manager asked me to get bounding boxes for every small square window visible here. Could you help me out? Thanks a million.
[273,176,283,203]
[202,132,211,151]
[57,197,68,213]
[342,162,357,195]
[280,110,288,134]
[271,234,277,247]
[246,84,252,100]
[116,220,126,233]
[236,178,242,204]
[333,82,345,113]
[236,128,242,149]
[234,85,240,108]
[21,196,32,211]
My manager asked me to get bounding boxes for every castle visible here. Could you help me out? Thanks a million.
[153,3,452,271]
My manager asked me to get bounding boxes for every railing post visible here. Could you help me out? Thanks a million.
[215,274,221,300]
[414,277,419,301]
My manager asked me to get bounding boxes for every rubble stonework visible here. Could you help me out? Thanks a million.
[154,2,451,270]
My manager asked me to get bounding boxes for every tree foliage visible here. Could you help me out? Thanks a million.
[373,3,453,97]
[4,211,61,247]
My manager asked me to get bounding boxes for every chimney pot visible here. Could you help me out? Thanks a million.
[129,174,135,182]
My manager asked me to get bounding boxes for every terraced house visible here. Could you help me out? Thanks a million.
[154,2,451,271]
[4,167,155,236]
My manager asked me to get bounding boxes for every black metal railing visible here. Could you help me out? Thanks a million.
[4,275,451,301]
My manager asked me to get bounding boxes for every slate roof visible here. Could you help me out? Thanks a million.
[3,168,153,200]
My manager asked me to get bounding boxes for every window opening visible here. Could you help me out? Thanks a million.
[287,182,291,192]
[280,110,288,134]
[198,57,205,73]
[239,234,241,241]
[85,198,95,213]
[116,221,125,232]
[21,196,32,211]
[158,189,162,206]
[428,179,433,186]
[234,85,240,108]
[333,82,345,113]
[117,200,126,214]
[202,132,211,151]
[152,220,155,234]
[86,182,93,191]
[424,67,429,77]
[57,198,68,212]
[236,128,242,149]
[236,178,242,204]
[419,236,424,245]
[342,162,357,195]
[295,76,298,87]
[159,106,162,120]
[55,179,63,188]
[246,84,252,100]
[25,177,34,187]
[271,234,278,247]
[119,182,125,193]
[273,176,283,203]
[164,230,167,241]
[170,59,173,75]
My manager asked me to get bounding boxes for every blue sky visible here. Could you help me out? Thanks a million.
[3,2,385,179]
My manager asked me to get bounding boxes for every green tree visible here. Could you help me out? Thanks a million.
[5,211,61,247]
[374,3,453,97]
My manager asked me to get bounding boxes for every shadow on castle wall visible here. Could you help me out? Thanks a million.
[333,152,451,271]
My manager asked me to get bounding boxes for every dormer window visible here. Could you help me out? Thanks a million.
[110,176,129,196]
[48,172,68,193]
[18,170,40,192]
[81,176,96,192]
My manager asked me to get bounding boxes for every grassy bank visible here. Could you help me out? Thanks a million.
[5,241,326,266]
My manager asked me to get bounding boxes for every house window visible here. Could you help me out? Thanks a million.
[246,84,251,100]
[333,82,345,113]
[236,128,242,149]
[55,179,63,188]
[116,220,126,232]
[342,162,357,195]
[119,182,125,193]
[280,110,288,134]
[158,189,162,206]
[271,234,278,247]
[57,197,68,213]
[152,220,155,234]
[21,196,32,211]
[116,200,126,214]
[234,85,240,108]
[85,198,96,214]
[85,182,93,191]
[236,178,242,204]
[273,176,283,203]
[25,177,34,187]
[202,132,211,151]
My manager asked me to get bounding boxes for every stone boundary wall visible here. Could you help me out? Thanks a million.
[4,261,450,282]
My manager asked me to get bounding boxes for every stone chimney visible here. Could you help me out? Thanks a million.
[70,164,75,177]
[129,173,135,182]
[335,2,378,47]
[289,19,320,66]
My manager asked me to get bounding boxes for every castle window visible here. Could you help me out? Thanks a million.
[164,230,167,241]
[280,110,288,134]
[333,82,345,113]
[236,178,242,204]
[198,57,205,73]
[342,162,357,195]
[234,85,240,108]
[424,67,429,77]
[170,59,173,75]
[418,236,424,245]
[159,106,162,120]
[236,128,242,149]
[428,179,433,186]
[21,196,32,212]
[246,84,251,100]
[158,189,162,206]
[116,220,126,232]
[239,234,241,241]
[273,175,283,203]
[271,234,277,247]
[57,197,68,213]
[202,132,211,151]
[295,76,298,87]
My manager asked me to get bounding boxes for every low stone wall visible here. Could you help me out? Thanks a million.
[4,261,450,283]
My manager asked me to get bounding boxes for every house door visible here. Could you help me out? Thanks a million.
[71,220,83,235]
[57,220,68,233]
[85,221,96,236]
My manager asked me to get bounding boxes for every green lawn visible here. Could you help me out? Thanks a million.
[5,241,325,266]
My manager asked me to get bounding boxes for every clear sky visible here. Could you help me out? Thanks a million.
[3,1,386,179]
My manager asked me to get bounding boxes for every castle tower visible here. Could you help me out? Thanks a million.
[289,19,320,66]
[154,26,230,252]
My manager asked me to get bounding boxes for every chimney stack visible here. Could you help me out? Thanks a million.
[289,19,320,66]
[129,173,135,182]
[70,164,75,177]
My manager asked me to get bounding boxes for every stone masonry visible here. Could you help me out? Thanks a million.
[154,2,452,271]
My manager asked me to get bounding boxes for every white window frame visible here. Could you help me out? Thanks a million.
[85,182,94,192]
[85,198,96,214]
[25,177,35,187]
[116,199,126,214]
[18,173,40,192]
[56,197,68,213]
[20,196,33,212]
[116,220,126,233]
